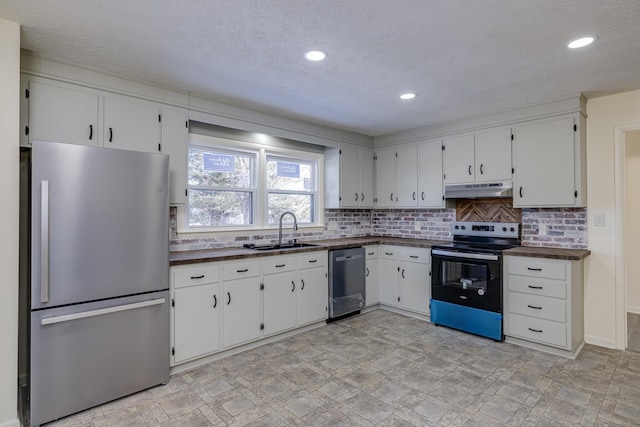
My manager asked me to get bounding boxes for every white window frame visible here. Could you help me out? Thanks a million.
[179,134,324,233]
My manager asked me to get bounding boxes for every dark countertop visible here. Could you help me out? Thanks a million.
[504,246,591,261]
[169,236,447,266]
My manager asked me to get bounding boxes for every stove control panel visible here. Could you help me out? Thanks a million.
[452,222,519,239]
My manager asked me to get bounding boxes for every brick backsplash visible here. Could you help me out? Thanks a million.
[521,208,587,249]
[169,206,587,251]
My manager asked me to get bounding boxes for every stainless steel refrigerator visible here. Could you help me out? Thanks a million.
[19,140,170,427]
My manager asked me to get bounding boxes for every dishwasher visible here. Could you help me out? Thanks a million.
[328,247,366,320]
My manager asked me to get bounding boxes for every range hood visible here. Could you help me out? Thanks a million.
[444,182,513,199]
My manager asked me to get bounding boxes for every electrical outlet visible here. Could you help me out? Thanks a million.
[414,221,422,231]
[594,213,605,227]
[328,221,338,231]
[539,224,547,235]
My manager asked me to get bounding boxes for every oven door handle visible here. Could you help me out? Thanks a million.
[432,249,499,261]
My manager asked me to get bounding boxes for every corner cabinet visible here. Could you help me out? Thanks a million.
[504,255,585,358]
[325,143,375,208]
[512,114,586,207]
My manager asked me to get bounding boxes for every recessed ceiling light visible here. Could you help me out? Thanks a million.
[400,93,416,100]
[305,50,327,61]
[568,36,595,49]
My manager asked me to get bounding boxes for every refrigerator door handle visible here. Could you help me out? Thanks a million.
[40,298,166,325]
[41,180,50,303]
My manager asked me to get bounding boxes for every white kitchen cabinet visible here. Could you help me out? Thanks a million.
[26,79,100,147]
[325,143,375,208]
[395,144,418,206]
[513,114,586,207]
[443,134,475,184]
[297,266,328,325]
[103,95,160,153]
[504,255,584,358]
[172,283,220,363]
[221,277,262,349]
[379,245,431,315]
[365,245,380,307]
[161,106,188,205]
[417,139,445,208]
[375,147,397,207]
[262,255,297,336]
[379,246,400,305]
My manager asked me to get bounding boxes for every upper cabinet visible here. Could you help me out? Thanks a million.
[325,143,375,208]
[374,147,397,208]
[22,76,188,205]
[513,114,586,208]
[417,139,445,208]
[26,80,100,147]
[443,128,512,185]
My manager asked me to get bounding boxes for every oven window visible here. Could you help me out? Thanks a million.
[440,260,490,292]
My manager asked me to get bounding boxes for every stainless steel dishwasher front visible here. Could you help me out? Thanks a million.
[328,247,366,319]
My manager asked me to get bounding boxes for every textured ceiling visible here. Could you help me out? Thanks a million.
[2,0,640,137]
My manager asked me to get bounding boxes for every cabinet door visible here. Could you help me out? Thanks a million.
[28,80,99,147]
[365,258,380,306]
[443,134,475,184]
[513,117,576,207]
[375,147,397,207]
[339,144,360,207]
[359,148,375,207]
[417,140,444,207]
[161,107,188,205]
[173,283,220,363]
[263,271,297,336]
[379,258,399,306]
[395,144,418,207]
[475,128,512,182]
[297,267,328,325]
[399,261,431,315]
[103,95,160,153]
[222,278,261,348]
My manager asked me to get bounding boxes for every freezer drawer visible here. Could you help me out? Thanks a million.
[29,291,169,426]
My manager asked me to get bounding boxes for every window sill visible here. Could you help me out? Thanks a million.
[174,224,326,237]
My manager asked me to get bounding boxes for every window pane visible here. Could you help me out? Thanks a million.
[267,193,313,224]
[188,148,253,188]
[189,189,253,226]
[266,158,313,191]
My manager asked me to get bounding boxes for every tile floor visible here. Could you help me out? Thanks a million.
[46,310,640,426]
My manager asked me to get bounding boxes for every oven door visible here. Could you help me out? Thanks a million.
[431,249,502,313]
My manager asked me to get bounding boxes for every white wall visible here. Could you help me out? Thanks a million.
[625,131,640,313]
[586,90,640,348]
[0,17,21,427]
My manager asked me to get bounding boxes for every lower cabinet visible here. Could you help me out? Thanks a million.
[365,245,380,307]
[504,255,584,357]
[222,277,262,348]
[378,245,431,315]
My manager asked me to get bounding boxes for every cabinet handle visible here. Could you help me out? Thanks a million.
[291,281,295,292]
[409,255,419,259]
[390,193,394,202]
[527,304,542,310]
[527,267,542,271]
[361,193,364,201]
[355,193,359,201]
[368,252,375,256]
[190,275,205,279]
[308,259,318,263]
[385,252,393,256]
[301,279,305,290]
[237,268,249,273]
[468,165,472,175]
[421,191,425,201]
[109,127,113,142]
[275,264,285,268]
[480,164,484,174]
[412,191,416,200]
[366,267,370,277]
[213,294,217,308]
[401,269,405,279]
[519,186,523,198]
[528,327,543,333]
[89,124,93,140]
[528,285,543,289]
[227,292,231,305]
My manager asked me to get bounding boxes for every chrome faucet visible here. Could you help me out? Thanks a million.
[278,211,298,246]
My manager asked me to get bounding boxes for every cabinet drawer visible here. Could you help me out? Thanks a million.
[508,274,566,299]
[507,313,567,348]
[223,260,261,281]
[172,264,220,289]
[262,255,296,275]
[379,245,399,259]
[364,245,378,259]
[297,251,328,269]
[399,246,430,264]
[508,292,566,322]
[507,256,566,280]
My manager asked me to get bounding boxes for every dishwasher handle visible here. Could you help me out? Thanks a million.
[335,254,364,262]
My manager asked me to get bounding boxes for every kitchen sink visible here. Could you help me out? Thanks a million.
[243,242,321,251]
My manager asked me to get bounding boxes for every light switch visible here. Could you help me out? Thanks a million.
[594,213,605,227]
[539,224,547,235]
[414,221,422,231]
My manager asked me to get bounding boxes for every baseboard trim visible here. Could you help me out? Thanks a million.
[0,418,21,427]
[627,306,640,314]
[584,334,617,349]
